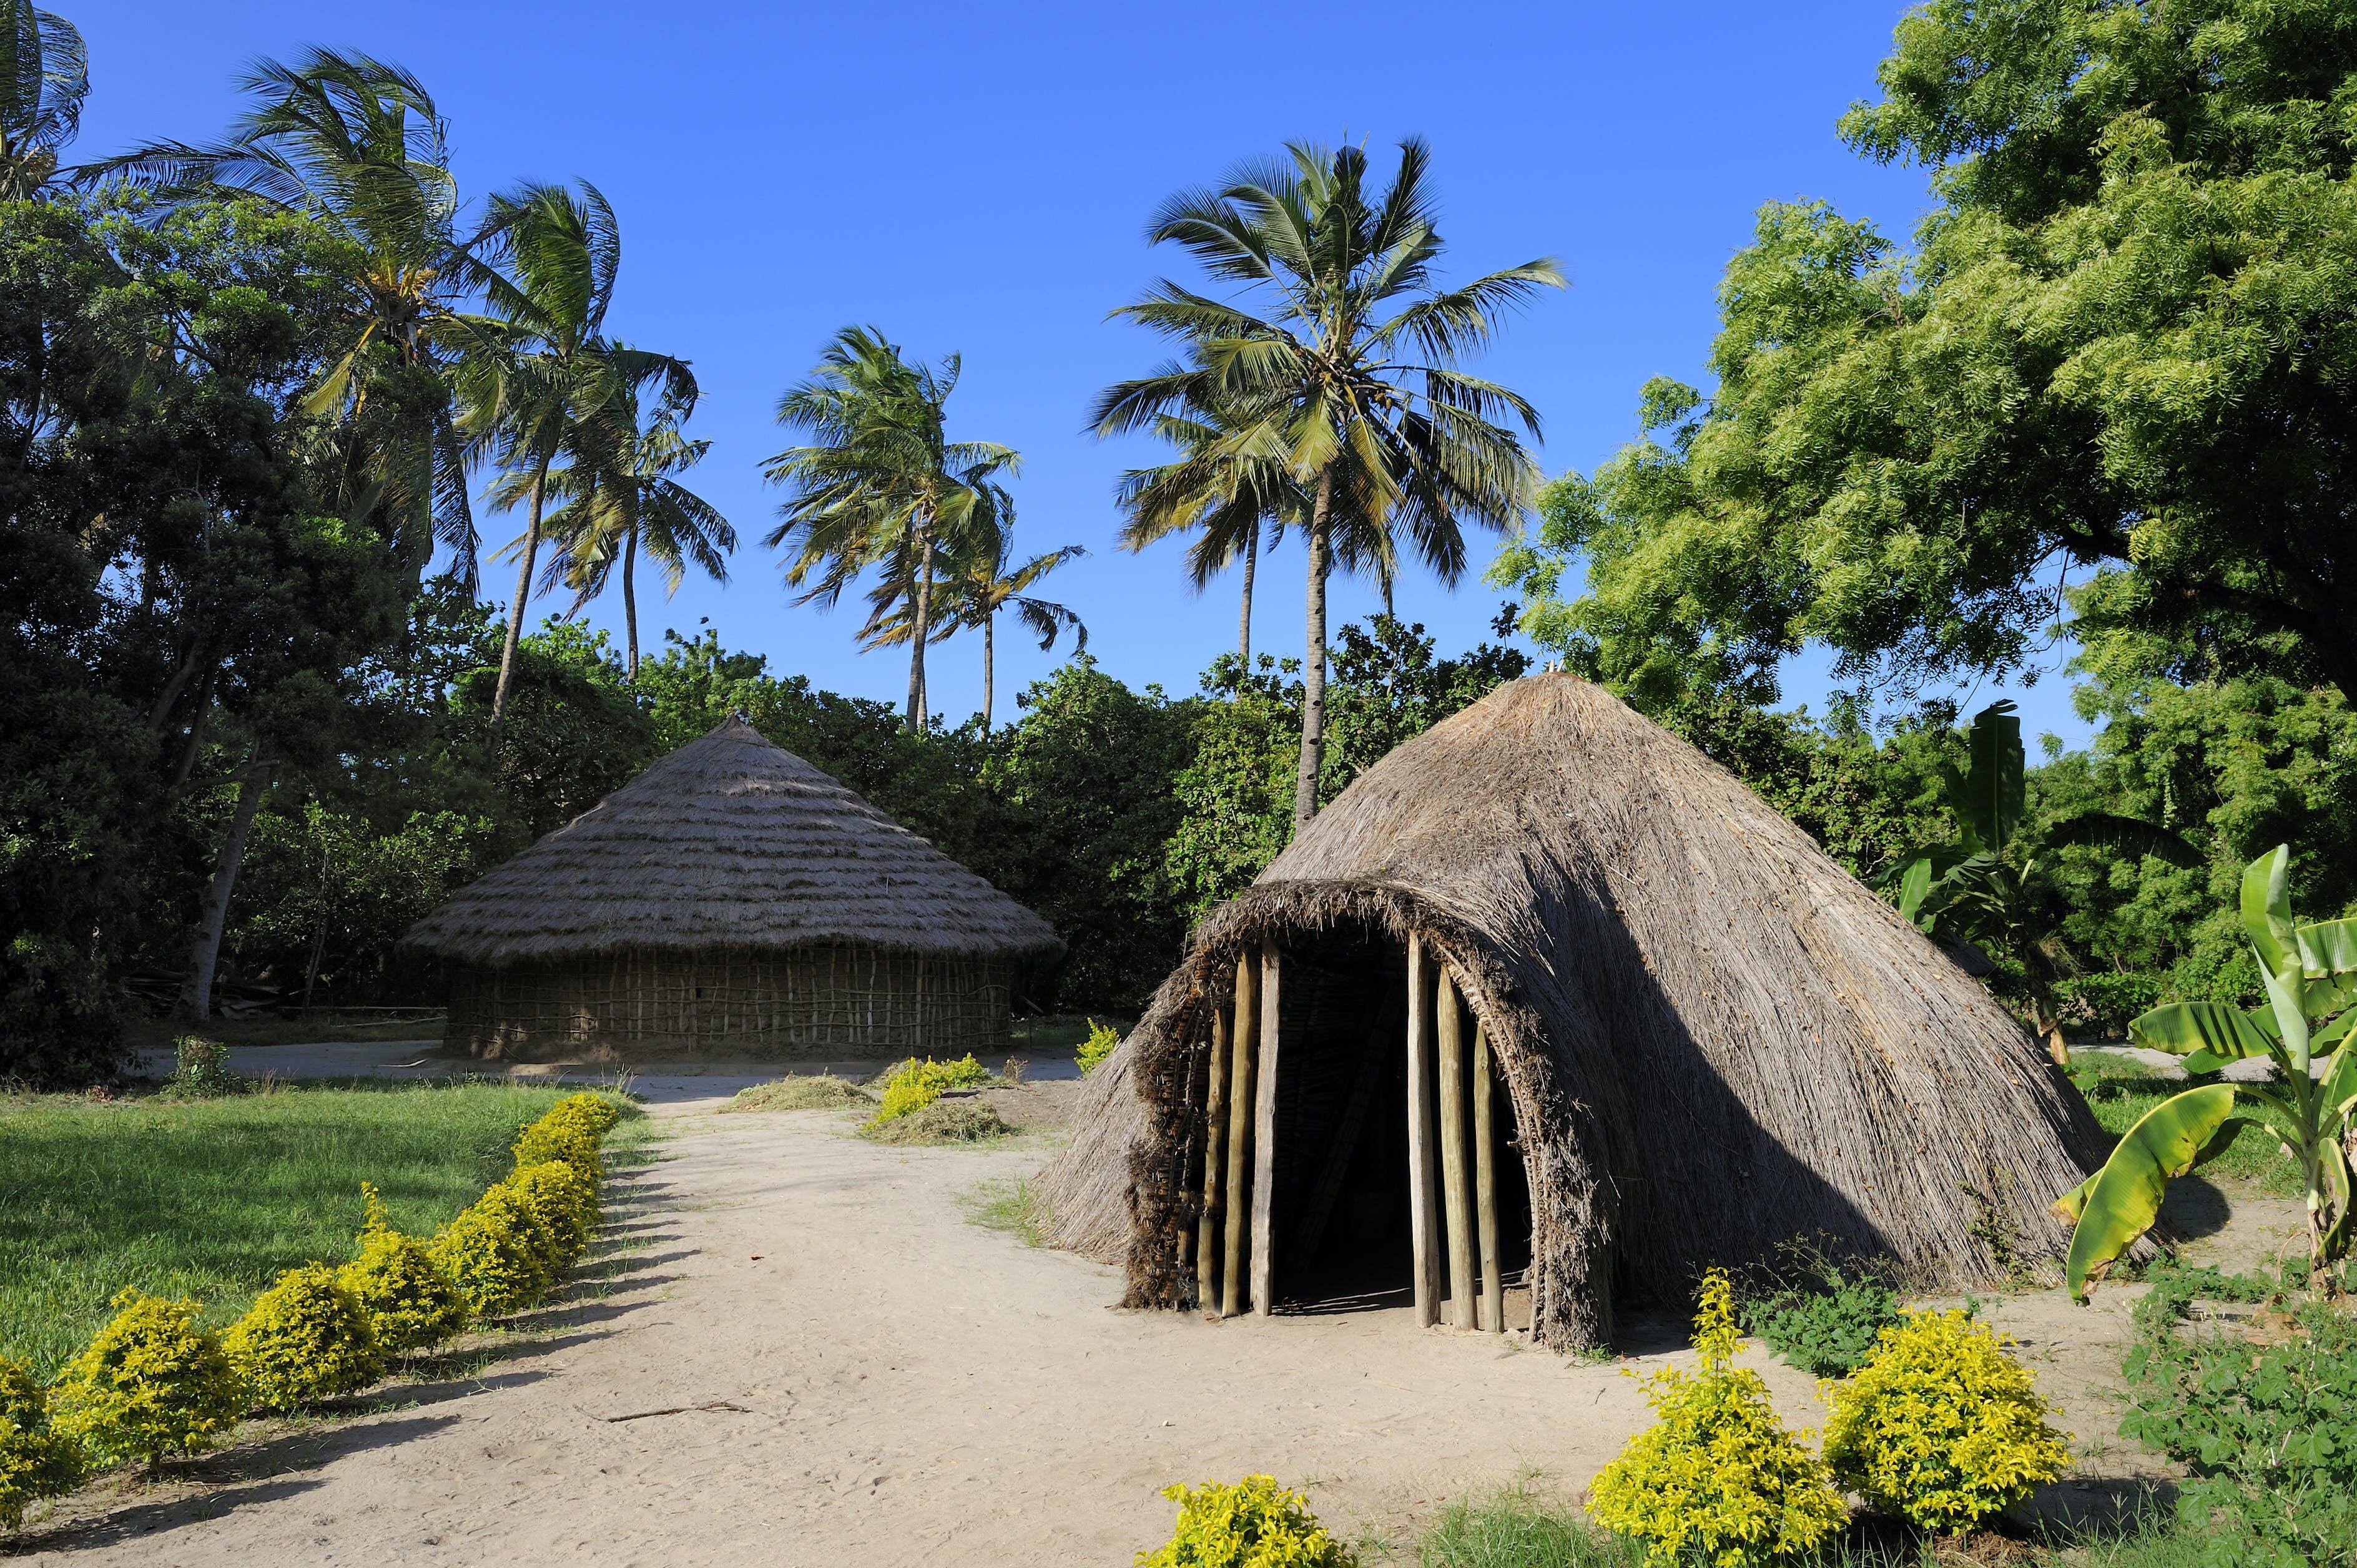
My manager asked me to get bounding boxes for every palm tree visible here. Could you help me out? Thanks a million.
[502,386,734,680]
[764,326,1019,730]
[90,49,495,582]
[1093,138,1562,828]
[1113,392,1296,681]
[0,1,84,199]
[470,180,693,730]
[864,529,1086,732]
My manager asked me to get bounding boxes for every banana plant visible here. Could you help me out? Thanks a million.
[1896,700,2195,1066]
[2054,845,2357,1300]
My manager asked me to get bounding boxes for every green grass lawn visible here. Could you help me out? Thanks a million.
[0,1079,646,1379]
[2072,1054,2301,1195]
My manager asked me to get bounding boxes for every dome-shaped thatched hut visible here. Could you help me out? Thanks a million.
[406,716,1062,1061]
[1038,675,2100,1350]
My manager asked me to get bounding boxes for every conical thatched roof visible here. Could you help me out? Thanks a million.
[1039,674,2102,1350]
[406,717,1062,967]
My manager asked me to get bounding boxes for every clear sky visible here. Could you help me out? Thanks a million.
[76,0,2097,748]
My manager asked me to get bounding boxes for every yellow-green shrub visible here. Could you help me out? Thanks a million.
[1587,1270,1849,1568]
[339,1183,470,1354]
[1136,1474,1356,1568]
[49,1290,245,1470]
[550,1090,624,1139]
[0,1356,79,1528]
[1823,1308,2070,1534]
[871,1054,990,1125]
[222,1263,383,1414]
[430,1183,553,1318]
[1076,1019,1121,1074]
[506,1160,599,1268]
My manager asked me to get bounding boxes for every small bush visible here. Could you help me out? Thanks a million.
[870,1054,991,1125]
[0,1356,80,1529]
[1587,1270,1848,1568]
[1076,1019,1121,1074]
[49,1290,245,1470]
[1738,1260,1902,1376]
[161,1036,240,1099]
[513,1092,621,1178]
[506,1160,599,1267]
[339,1183,468,1354]
[222,1263,383,1414]
[862,1098,1013,1146]
[1823,1308,2069,1534]
[2121,1288,2357,1561]
[722,1075,867,1112]
[1137,1474,1356,1568]
[430,1183,553,1318]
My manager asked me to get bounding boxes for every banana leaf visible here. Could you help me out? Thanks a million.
[2128,1001,2275,1072]
[2058,1084,2241,1301]
[2297,916,2357,978]
[2325,1138,2353,1260]
[2243,846,2296,978]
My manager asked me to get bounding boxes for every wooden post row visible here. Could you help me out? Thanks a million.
[1405,936,1442,1327]
[1221,951,1257,1318]
[1196,1004,1230,1313]
[1437,967,1477,1329]
[1249,937,1281,1317]
[1474,1017,1503,1333]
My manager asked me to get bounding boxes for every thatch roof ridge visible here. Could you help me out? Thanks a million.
[1038,674,2102,1348]
[406,716,1062,967]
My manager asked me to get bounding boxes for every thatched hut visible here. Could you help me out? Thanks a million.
[406,716,1061,1061]
[1038,674,2102,1350]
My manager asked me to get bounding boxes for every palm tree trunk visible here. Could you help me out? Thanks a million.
[907,527,935,732]
[182,760,273,1021]
[622,521,640,682]
[1293,468,1336,833]
[489,458,551,736]
[1238,521,1257,682]
[982,609,995,734]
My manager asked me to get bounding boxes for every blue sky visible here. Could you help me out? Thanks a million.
[77,0,2097,748]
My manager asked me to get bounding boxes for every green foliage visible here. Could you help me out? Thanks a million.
[1136,1474,1356,1568]
[1076,1019,1121,1074]
[1586,1272,1848,1567]
[1822,1308,2070,1535]
[221,1262,383,1413]
[1416,1484,1666,1568]
[164,1037,242,1100]
[0,1355,79,1530]
[871,1054,990,1125]
[429,1183,553,1319]
[339,1185,467,1354]
[504,1160,598,1269]
[2122,1285,2357,1564]
[49,1290,245,1469]
[513,1109,603,1182]
[1736,1260,1901,1377]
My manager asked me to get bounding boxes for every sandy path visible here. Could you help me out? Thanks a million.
[17,1093,2270,1567]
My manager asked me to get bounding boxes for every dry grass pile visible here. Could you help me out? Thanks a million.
[721,1076,869,1114]
[859,1098,1011,1146]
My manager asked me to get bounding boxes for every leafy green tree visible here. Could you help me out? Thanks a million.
[0,1,83,200]
[97,49,495,582]
[468,179,693,733]
[764,326,1020,732]
[1493,1,2357,706]
[1094,138,1561,827]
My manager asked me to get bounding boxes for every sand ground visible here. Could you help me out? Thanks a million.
[9,1082,2306,1567]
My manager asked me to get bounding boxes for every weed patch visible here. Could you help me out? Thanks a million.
[860,1099,1011,1146]
[721,1076,867,1113]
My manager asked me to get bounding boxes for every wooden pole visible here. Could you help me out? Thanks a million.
[1437,968,1477,1328]
[1197,1006,1231,1314]
[1474,1016,1503,1333]
[1405,936,1441,1327]
[1250,936,1281,1317]
[1223,952,1257,1318]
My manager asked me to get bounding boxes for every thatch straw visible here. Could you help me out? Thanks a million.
[1037,674,2104,1350]
[406,717,1063,967]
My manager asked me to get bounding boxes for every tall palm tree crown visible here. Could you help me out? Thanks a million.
[90,49,494,582]
[1092,137,1562,827]
[0,1,84,199]
[863,526,1086,732]
[764,326,1020,731]
[470,179,695,729]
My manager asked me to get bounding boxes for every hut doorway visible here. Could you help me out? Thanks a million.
[1189,921,1532,1329]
